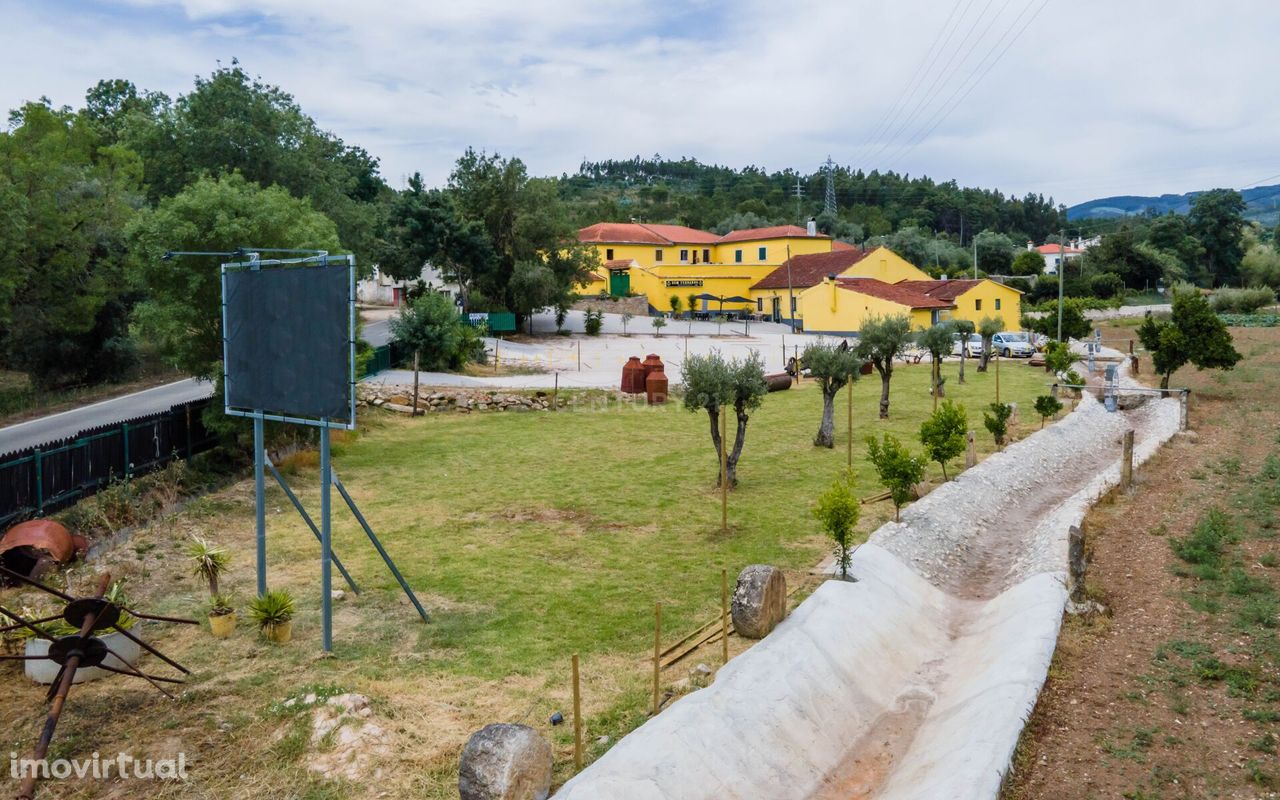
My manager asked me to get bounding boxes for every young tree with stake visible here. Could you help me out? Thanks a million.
[917,322,955,406]
[856,314,913,419]
[984,402,1013,447]
[866,433,925,522]
[813,470,860,580]
[651,316,667,337]
[976,315,1002,372]
[953,319,975,384]
[1034,394,1063,428]
[919,400,967,480]
[682,350,768,487]
[803,340,863,448]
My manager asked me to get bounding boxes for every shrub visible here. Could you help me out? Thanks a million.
[651,316,667,336]
[188,536,230,598]
[919,400,967,479]
[983,402,1013,446]
[1172,507,1235,570]
[390,291,483,371]
[248,589,296,630]
[584,310,603,336]
[813,470,860,580]
[1033,394,1063,428]
[865,433,925,522]
[1090,272,1126,299]
[1210,286,1276,314]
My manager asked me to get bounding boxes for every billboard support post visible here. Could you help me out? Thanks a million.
[254,416,266,597]
[320,421,333,653]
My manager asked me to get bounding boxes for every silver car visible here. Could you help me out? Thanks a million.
[952,333,985,358]
[992,332,1035,358]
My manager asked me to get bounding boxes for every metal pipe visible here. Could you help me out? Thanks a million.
[254,416,266,597]
[320,423,332,653]
[331,473,429,623]
[264,458,361,594]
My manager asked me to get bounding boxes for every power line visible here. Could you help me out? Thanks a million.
[882,0,1051,172]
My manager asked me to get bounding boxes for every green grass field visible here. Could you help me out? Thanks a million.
[3,357,1052,799]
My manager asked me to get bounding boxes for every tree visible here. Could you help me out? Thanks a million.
[919,400,967,480]
[856,314,913,418]
[1033,394,1063,428]
[975,230,1015,274]
[390,291,482,372]
[1189,189,1247,286]
[0,101,143,389]
[1025,300,1091,342]
[976,316,1002,372]
[953,319,975,384]
[1043,340,1075,376]
[1137,289,1242,389]
[983,402,1013,447]
[686,292,699,318]
[651,316,667,337]
[128,173,342,382]
[1011,249,1046,277]
[813,470,860,580]
[803,341,863,448]
[1242,244,1280,289]
[917,322,955,404]
[865,433,924,522]
[621,311,634,335]
[682,350,767,487]
[669,295,682,315]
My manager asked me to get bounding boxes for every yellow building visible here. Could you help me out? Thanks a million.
[896,279,1023,330]
[749,246,932,327]
[798,277,955,335]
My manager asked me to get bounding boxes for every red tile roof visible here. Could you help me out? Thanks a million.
[587,271,603,282]
[603,259,637,269]
[895,279,983,302]
[831,240,857,251]
[751,248,873,290]
[835,278,954,309]
[1034,244,1083,255]
[716,225,829,243]
[577,222,719,245]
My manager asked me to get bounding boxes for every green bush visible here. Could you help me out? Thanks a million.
[983,402,1013,446]
[1172,508,1236,570]
[584,310,604,336]
[918,400,967,480]
[1090,272,1126,299]
[1033,394,1063,427]
[248,589,296,629]
[1210,286,1276,314]
[813,469,860,580]
[865,433,924,522]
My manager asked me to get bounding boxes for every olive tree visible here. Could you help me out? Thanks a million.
[917,322,955,405]
[803,340,863,448]
[682,350,768,487]
[976,315,1002,372]
[856,314,913,419]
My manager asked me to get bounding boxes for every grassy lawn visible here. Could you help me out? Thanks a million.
[0,357,1051,799]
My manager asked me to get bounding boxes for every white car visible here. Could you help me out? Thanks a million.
[952,333,985,358]
[992,332,1035,358]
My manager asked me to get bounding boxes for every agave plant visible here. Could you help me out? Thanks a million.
[248,590,296,630]
[187,536,230,599]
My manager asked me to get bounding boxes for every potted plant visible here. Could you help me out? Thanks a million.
[188,536,233,637]
[249,589,296,644]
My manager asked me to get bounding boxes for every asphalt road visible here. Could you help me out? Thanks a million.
[0,378,214,455]
[364,319,391,346]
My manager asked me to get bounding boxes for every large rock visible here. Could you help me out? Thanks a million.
[732,565,787,639]
[458,723,553,800]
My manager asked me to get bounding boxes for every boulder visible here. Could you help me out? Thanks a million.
[458,723,553,800]
[731,565,787,639]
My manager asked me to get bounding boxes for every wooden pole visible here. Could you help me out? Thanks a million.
[995,348,1000,405]
[412,350,420,416]
[1120,429,1135,491]
[553,372,559,411]
[652,602,663,714]
[720,568,729,665]
[720,410,728,533]
[494,339,499,374]
[577,340,581,372]
[571,653,583,771]
[847,378,853,469]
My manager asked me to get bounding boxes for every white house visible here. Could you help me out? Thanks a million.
[356,262,461,306]
[1027,239,1092,275]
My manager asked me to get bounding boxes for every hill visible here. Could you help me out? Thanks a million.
[1067,183,1280,225]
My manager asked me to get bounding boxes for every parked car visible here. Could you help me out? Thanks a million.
[992,332,1035,358]
[952,333,985,358]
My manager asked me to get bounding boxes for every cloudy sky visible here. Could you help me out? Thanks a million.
[3,0,1277,206]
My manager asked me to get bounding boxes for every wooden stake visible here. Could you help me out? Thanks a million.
[572,653,583,770]
[412,350,420,416]
[494,339,499,374]
[1120,429,1135,491]
[995,349,1000,405]
[720,568,729,665]
[847,378,853,469]
[577,340,581,372]
[720,410,728,533]
[553,372,559,411]
[652,602,663,714]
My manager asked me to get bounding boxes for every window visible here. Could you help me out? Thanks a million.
[790,297,797,313]
[758,246,767,260]
[655,249,663,262]
[606,248,614,260]
[975,299,983,311]
[995,298,1002,310]
[680,249,689,262]
[756,298,763,311]
[735,249,743,263]
[703,248,711,263]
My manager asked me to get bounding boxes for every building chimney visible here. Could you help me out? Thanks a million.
[1026,240,1034,251]
[807,217,817,237]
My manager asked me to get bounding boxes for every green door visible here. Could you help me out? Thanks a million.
[609,271,630,297]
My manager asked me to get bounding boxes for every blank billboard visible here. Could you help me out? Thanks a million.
[224,263,351,422]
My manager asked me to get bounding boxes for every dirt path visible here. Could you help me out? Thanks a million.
[808,394,1172,800]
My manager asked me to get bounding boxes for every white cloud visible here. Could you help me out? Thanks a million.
[1,0,1277,205]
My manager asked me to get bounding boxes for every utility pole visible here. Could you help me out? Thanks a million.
[793,177,804,222]
[1057,228,1065,342]
[972,234,978,280]
[824,156,837,215]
